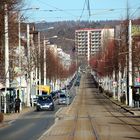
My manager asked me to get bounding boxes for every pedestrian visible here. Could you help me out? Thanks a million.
[133,88,137,107]
[15,96,21,113]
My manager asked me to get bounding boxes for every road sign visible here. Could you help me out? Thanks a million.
[113,81,117,87]
[136,77,140,82]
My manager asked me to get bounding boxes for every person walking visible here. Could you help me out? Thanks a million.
[15,96,21,113]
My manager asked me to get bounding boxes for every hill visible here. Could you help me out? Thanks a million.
[35,20,127,53]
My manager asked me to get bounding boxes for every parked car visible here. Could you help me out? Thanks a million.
[74,81,80,86]
[36,95,55,111]
[58,94,70,105]
[50,91,58,100]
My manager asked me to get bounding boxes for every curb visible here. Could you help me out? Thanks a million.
[103,93,136,115]
[38,107,65,140]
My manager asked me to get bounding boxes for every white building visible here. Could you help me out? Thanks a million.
[57,48,71,69]
[75,28,114,61]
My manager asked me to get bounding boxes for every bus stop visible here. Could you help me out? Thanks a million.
[0,87,16,113]
[131,85,140,108]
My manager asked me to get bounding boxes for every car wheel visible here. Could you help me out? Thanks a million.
[51,106,55,111]
[36,108,40,111]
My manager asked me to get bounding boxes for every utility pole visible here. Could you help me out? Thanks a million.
[126,0,130,106]
[18,12,22,111]
[26,24,31,107]
[87,31,90,66]
[37,31,41,95]
[17,8,39,105]
[44,36,47,85]
[128,20,133,107]
[4,4,9,113]
[125,0,133,107]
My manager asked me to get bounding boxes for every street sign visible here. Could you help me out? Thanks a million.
[136,77,140,82]
[113,81,117,87]
[37,85,51,94]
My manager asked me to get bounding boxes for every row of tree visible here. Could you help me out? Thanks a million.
[0,0,24,84]
[45,47,76,83]
[89,20,140,86]
[0,0,77,87]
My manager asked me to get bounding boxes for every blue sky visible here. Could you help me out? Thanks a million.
[23,0,140,22]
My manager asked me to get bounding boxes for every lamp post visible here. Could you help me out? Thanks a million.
[43,35,57,85]
[26,23,31,107]
[43,36,49,85]
[108,21,133,106]
[87,31,90,66]
[128,20,133,107]
[35,27,55,85]
[17,8,39,108]
[4,4,9,113]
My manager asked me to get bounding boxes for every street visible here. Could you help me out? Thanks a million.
[0,73,140,140]
[0,109,57,140]
[0,1,140,140]
[0,86,76,140]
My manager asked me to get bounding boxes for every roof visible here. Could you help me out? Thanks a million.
[0,86,26,91]
[75,28,114,31]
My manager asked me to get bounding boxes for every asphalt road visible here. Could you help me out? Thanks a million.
[0,85,76,140]
[0,108,57,140]
[1,73,140,140]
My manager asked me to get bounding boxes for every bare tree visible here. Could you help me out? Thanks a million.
[0,0,23,84]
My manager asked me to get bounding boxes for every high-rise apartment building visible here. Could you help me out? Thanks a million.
[75,28,114,62]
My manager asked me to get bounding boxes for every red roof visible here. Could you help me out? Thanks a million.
[75,28,113,31]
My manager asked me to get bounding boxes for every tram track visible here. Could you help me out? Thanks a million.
[87,113,100,140]
[37,73,140,140]
[97,93,140,132]
[68,111,100,140]
[68,78,100,140]
[86,73,140,133]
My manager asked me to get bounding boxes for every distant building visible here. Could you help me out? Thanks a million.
[57,47,71,69]
[75,28,114,62]
[47,44,71,69]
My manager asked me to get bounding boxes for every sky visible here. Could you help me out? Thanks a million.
[23,0,140,22]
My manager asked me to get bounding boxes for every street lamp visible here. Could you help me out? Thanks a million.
[128,20,133,107]
[2,6,39,112]
[4,4,9,113]
[43,35,57,85]
[17,8,39,108]
[108,21,133,107]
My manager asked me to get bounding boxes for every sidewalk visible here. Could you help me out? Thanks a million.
[0,107,34,128]
[104,94,140,116]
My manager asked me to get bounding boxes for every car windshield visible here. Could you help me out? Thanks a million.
[60,94,66,98]
[38,96,52,102]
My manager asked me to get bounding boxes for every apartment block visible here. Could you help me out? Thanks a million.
[75,28,114,60]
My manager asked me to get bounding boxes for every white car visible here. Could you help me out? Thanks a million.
[58,94,70,105]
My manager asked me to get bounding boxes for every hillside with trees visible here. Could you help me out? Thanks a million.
[35,20,123,53]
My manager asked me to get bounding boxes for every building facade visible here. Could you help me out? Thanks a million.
[75,28,114,62]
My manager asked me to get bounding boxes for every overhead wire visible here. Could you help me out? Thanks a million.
[22,0,140,22]
[86,0,91,22]
[130,3,140,18]
[36,0,77,18]
[78,0,87,21]
[32,8,139,12]
[86,0,91,17]
[35,0,94,21]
